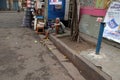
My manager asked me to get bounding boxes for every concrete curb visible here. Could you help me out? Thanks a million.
[43,39,86,80]
[49,34,112,80]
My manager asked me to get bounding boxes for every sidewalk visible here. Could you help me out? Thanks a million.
[39,30,120,80]
[77,32,120,80]
[80,41,120,80]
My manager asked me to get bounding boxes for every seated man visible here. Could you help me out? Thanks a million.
[44,18,65,39]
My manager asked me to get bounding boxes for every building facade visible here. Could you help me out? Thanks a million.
[79,0,113,38]
[0,0,22,10]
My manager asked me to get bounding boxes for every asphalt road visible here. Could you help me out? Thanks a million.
[0,12,73,80]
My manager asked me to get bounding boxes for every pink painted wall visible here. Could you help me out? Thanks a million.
[80,7,107,16]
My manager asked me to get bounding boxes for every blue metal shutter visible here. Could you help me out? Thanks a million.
[0,0,7,10]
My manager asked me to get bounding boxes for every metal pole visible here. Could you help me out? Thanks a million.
[96,22,105,55]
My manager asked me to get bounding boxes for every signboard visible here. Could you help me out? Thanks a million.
[103,2,120,43]
[48,0,65,20]
[49,0,62,5]
[55,5,62,9]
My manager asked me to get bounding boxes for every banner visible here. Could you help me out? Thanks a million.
[49,0,62,5]
[103,2,120,43]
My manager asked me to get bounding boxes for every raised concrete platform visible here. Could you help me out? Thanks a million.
[79,32,120,80]
[80,43,120,80]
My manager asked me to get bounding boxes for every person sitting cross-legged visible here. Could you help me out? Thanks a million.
[44,18,65,39]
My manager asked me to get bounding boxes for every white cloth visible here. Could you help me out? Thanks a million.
[34,18,37,30]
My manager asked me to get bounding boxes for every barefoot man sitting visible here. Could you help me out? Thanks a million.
[44,18,65,39]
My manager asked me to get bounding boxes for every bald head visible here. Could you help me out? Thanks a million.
[56,18,60,21]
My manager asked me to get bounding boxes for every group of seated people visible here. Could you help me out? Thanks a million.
[33,6,66,39]
[43,18,65,39]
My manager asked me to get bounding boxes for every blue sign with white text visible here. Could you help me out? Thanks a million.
[108,19,118,29]
[48,0,65,20]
